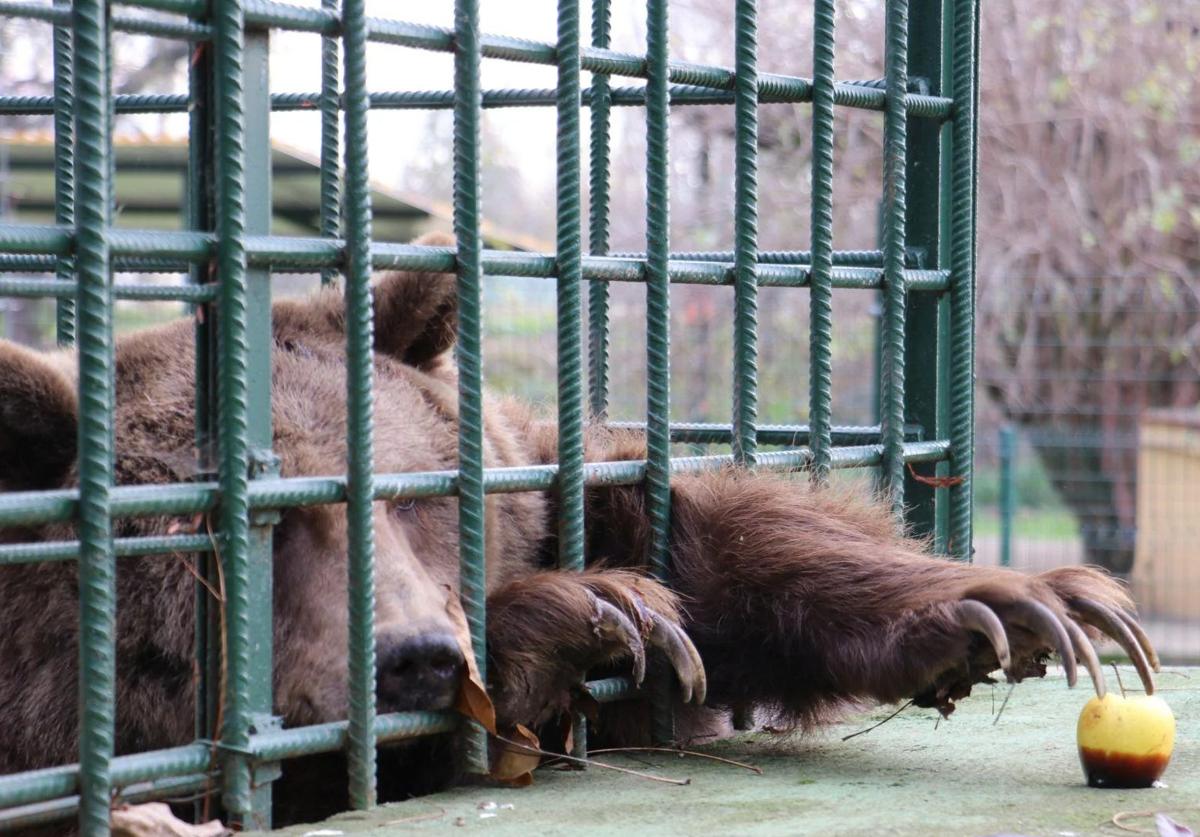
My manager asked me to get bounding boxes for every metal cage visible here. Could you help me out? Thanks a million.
[0,0,978,832]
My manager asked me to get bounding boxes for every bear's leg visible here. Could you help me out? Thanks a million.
[485,569,706,731]
[661,470,1158,721]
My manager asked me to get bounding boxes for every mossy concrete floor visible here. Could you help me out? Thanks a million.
[262,667,1197,837]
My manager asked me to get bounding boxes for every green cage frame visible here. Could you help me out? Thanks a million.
[0,0,978,832]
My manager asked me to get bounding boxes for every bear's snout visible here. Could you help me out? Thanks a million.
[375,631,464,713]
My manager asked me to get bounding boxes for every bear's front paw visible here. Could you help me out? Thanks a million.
[910,568,1158,715]
[486,570,706,729]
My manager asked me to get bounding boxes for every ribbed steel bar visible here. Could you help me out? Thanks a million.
[0,743,211,812]
[52,0,76,345]
[0,226,952,290]
[0,440,950,531]
[0,1,211,39]
[0,278,215,302]
[452,0,489,776]
[947,0,977,559]
[340,0,378,809]
[555,0,588,763]
[586,0,612,418]
[879,0,911,519]
[731,0,759,467]
[212,0,256,816]
[70,1,116,831]
[555,0,586,570]
[0,774,214,833]
[808,0,837,484]
[644,0,671,582]
[247,711,457,762]
[644,0,674,746]
[0,81,953,117]
[0,533,213,566]
[319,0,341,286]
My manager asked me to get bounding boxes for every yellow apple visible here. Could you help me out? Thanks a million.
[1077,693,1175,788]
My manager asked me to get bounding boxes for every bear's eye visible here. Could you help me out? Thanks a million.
[391,497,418,518]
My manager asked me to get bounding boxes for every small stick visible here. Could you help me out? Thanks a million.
[1112,663,1127,698]
[587,747,763,775]
[841,700,914,742]
[491,734,690,786]
[384,806,447,826]
[993,681,1017,726]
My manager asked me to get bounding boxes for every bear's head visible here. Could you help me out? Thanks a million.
[0,233,548,744]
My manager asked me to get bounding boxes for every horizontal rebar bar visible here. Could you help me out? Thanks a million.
[0,441,950,530]
[0,228,951,292]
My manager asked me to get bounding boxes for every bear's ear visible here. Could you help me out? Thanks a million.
[373,232,459,369]
[0,340,78,491]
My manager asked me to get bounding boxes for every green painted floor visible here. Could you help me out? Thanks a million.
[262,667,1197,837]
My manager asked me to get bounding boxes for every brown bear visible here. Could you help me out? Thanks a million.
[0,236,1158,829]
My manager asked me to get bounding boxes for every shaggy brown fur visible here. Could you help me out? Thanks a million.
[0,233,1149,830]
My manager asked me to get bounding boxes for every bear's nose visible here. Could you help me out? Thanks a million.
[375,632,464,713]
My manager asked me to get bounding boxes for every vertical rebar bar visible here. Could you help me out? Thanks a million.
[948,0,977,560]
[52,0,75,346]
[341,0,378,809]
[319,0,341,287]
[453,0,489,775]
[587,0,612,419]
[808,0,836,484]
[731,0,759,468]
[71,1,114,831]
[880,0,910,519]
[213,0,255,816]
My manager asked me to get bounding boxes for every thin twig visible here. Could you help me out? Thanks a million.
[202,515,228,823]
[1112,663,1127,698]
[491,734,690,786]
[993,681,1017,726]
[384,806,447,826]
[1111,808,1200,834]
[586,747,763,775]
[841,700,914,742]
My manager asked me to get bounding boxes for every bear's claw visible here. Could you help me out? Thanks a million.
[589,591,706,704]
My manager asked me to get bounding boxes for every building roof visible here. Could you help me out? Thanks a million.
[0,135,544,251]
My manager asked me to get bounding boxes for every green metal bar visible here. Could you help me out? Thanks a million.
[340,0,378,809]
[555,0,585,574]
[0,279,216,302]
[808,0,836,483]
[52,0,75,345]
[555,0,587,763]
[319,0,341,286]
[70,1,115,831]
[0,83,954,117]
[999,424,1015,567]
[0,743,211,812]
[879,0,910,519]
[0,774,215,833]
[947,0,977,560]
[452,0,489,776]
[0,533,212,566]
[731,0,758,467]
[645,0,673,745]
[0,440,951,531]
[901,0,949,547]
[587,0,612,418]
[240,27,278,826]
[212,0,258,819]
[644,0,671,581]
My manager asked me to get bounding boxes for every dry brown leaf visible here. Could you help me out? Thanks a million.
[490,724,541,785]
[443,585,497,735]
[110,802,228,837]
